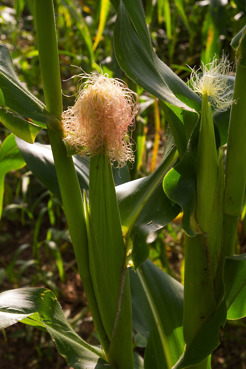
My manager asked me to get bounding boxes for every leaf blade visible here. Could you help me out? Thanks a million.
[0,287,111,369]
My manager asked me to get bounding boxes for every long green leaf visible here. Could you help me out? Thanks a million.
[130,260,185,369]
[14,0,26,16]
[0,287,111,369]
[113,0,201,111]
[120,0,153,55]
[0,44,52,125]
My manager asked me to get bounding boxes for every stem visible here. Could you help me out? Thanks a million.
[223,29,246,256]
[183,235,216,345]
[33,0,62,118]
[33,0,110,354]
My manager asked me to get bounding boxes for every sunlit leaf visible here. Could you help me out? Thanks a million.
[93,0,111,51]
[224,254,246,320]
[201,13,221,64]
[0,107,41,143]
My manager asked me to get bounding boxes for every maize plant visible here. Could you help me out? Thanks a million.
[0,1,246,368]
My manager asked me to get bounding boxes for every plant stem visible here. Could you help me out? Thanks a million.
[33,0,62,119]
[33,0,110,354]
[223,28,246,256]
[183,235,216,346]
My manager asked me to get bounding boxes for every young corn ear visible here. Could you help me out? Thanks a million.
[190,56,233,232]
[62,73,137,166]
[88,154,134,369]
[196,95,218,233]
[189,56,233,111]
[62,73,137,369]
[183,58,231,358]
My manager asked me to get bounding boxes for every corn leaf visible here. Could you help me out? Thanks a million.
[0,107,41,143]
[213,76,235,146]
[113,0,201,112]
[117,133,179,236]
[130,259,184,369]
[0,44,52,126]
[163,125,198,236]
[16,138,89,198]
[0,287,111,369]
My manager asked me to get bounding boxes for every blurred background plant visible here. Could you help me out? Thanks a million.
[0,0,246,368]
